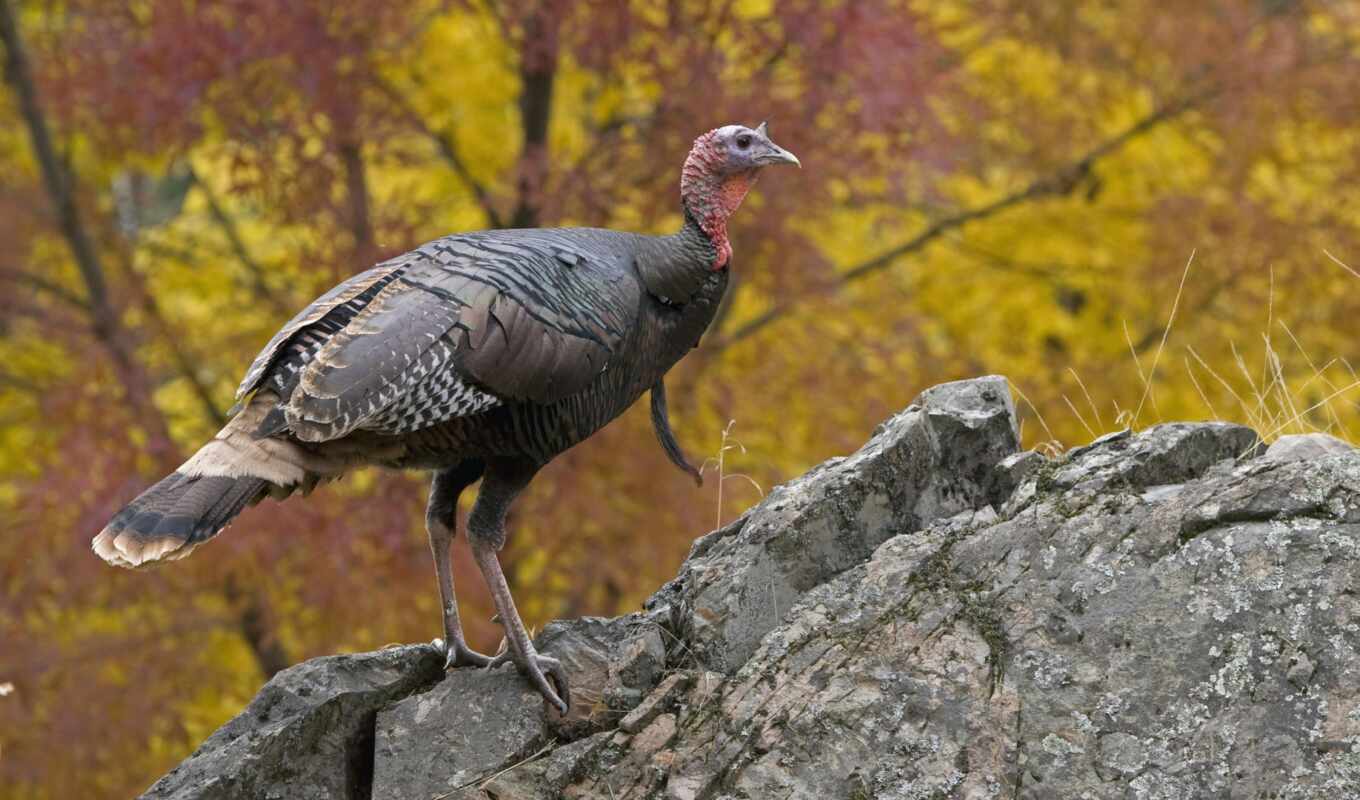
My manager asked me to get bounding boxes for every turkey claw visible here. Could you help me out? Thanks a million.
[490,647,570,714]
[432,637,495,669]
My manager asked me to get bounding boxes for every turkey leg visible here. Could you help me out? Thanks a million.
[468,458,571,714]
[426,462,496,669]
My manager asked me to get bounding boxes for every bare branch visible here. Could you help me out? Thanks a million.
[429,128,505,227]
[371,75,506,228]
[0,1,108,314]
[137,288,228,428]
[377,4,560,232]
[0,0,177,463]
[0,366,43,395]
[223,575,290,679]
[4,9,291,690]
[709,90,1215,352]
[479,0,512,47]
[0,267,90,310]
[188,168,293,315]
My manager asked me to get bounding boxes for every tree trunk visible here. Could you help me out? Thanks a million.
[340,137,375,268]
[508,7,558,229]
[0,0,176,464]
[2,0,290,681]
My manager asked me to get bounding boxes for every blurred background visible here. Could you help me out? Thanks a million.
[2,0,1359,795]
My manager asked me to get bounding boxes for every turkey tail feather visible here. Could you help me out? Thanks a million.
[92,393,335,568]
[93,472,267,568]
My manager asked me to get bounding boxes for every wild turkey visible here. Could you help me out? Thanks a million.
[92,122,799,713]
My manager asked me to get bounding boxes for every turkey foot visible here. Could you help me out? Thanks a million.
[487,644,570,715]
[432,636,496,669]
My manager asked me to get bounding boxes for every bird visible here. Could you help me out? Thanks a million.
[92,122,800,714]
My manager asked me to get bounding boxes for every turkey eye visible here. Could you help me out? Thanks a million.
[736,135,752,149]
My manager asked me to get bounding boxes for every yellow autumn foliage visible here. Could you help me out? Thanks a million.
[2,0,1358,796]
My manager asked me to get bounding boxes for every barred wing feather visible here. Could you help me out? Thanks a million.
[272,230,640,442]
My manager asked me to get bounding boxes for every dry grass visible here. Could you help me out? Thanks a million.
[1013,250,1360,449]
[702,420,765,530]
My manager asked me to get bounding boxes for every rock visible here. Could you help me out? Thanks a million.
[140,644,443,800]
[631,713,678,755]
[617,672,689,734]
[534,732,611,790]
[1043,421,1262,495]
[449,732,613,800]
[648,375,1020,673]
[142,377,1360,800]
[370,666,550,800]
[1096,732,1148,779]
[566,428,1360,799]
[993,449,1047,501]
[1265,432,1358,463]
[369,613,668,799]
[531,613,668,736]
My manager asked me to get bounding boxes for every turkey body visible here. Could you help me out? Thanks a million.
[244,222,725,478]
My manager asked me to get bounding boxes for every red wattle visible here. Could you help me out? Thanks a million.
[680,131,757,270]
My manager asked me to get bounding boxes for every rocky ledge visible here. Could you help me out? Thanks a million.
[141,376,1360,800]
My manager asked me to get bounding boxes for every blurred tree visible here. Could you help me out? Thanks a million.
[2,0,1359,795]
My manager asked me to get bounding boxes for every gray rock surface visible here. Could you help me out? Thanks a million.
[372,666,549,800]
[140,377,1360,800]
[648,374,1021,673]
[141,644,443,800]
[1265,432,1358,463]
[530,612,668,734]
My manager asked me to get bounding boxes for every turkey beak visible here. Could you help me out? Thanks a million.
[758,141,801,168]
[754,121,801,168]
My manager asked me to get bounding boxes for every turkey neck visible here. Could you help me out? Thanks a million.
[626,213,730,386]
[634,212,728,306]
